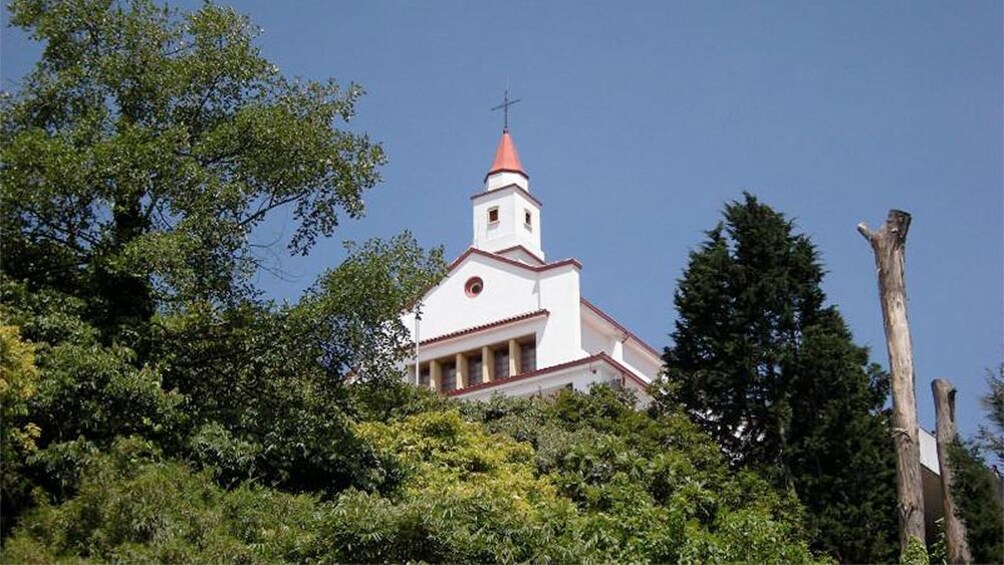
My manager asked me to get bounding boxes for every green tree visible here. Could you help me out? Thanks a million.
[979,365,1004,465]
[0,233,442,537]
[1,437,324,563]
[1,276,187,529]
[1,0,385,343]
[3,381,823,562]
[658,193,899,563]
[464,386,820,563]
[948,440,1004,564]
[154,234,443,495]
[0,0,448,539]
[0,326,42,537]
[950,369,1004,564]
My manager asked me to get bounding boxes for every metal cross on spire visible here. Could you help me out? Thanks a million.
[491,86,521,132]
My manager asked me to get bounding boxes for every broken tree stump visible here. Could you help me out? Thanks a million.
[932,378,972,564]
[857,209,925,552]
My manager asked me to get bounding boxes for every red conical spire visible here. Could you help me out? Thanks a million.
[485,131,528,181]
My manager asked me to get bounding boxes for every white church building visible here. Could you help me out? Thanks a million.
[400,125,951,540]
[400,129,661,404]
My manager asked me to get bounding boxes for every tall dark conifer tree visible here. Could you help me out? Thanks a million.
[659,193,899,563]
[947,440,1004,564]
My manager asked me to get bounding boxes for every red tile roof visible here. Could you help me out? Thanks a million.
[471,182,543,207]
[445,352,649,397]
[419,310,549,347]
[485,131,527,180]
[446,247,581,274]
[580,298,663,360]
[493,245,546,265]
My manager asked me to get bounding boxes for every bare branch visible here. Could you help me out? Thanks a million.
[237,193,302,228]
[856,222,875,242]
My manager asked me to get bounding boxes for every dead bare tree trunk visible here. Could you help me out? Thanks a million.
[858,209,926,552]
[932,378,972,564]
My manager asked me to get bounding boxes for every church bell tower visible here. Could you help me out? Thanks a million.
[472,129,545,263]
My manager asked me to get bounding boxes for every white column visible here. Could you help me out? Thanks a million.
[455,353,466,390]
[430,359,441,392]
[509,339,521,376]
[612,337,625,361]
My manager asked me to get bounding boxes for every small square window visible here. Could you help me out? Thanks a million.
[488,207,499,223]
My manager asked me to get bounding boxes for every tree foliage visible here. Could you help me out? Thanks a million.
[2,0,385,341]
[0,1,881,562]
[155,234,443,495]
[1,275,187,521]
[2,437,324,564]
[0,326,42,537]
[0,0,443,540]
[901,536,930,565]
[0,229,443,538]
[461,387,818,563]
[948,440,1004,564]
[978,364,1004,465]
[4,387,821,564]
[659,193,899,563]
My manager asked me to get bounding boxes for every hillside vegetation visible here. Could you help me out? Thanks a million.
[3,1,1001,563]
[1,287,819,562]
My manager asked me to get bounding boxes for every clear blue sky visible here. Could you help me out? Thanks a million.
[3,1,1001,440]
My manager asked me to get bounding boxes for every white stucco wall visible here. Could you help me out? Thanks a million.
[454,359,653,409]
[472,185,543,259]
[622,342,662,384]
[581,322,613,358]
[496,246,545,265]
[405,255,539,341]
[403,253,581,371]
[456,362,624,400]
[535,265,581,367]
[579,305,661,384]
[919,427,940,474]
[486,171,529,192]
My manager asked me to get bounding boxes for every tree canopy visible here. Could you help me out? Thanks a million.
[946,439,1004,564]
[945,367,1004,564]
[658,193,900,563]
[2,1,957,562]
[3,385,823,564]
[978,365,1004,465]
[0,0,435,539]
[2,0,385,342]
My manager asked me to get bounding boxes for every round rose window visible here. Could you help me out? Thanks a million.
[465,276,484,297]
